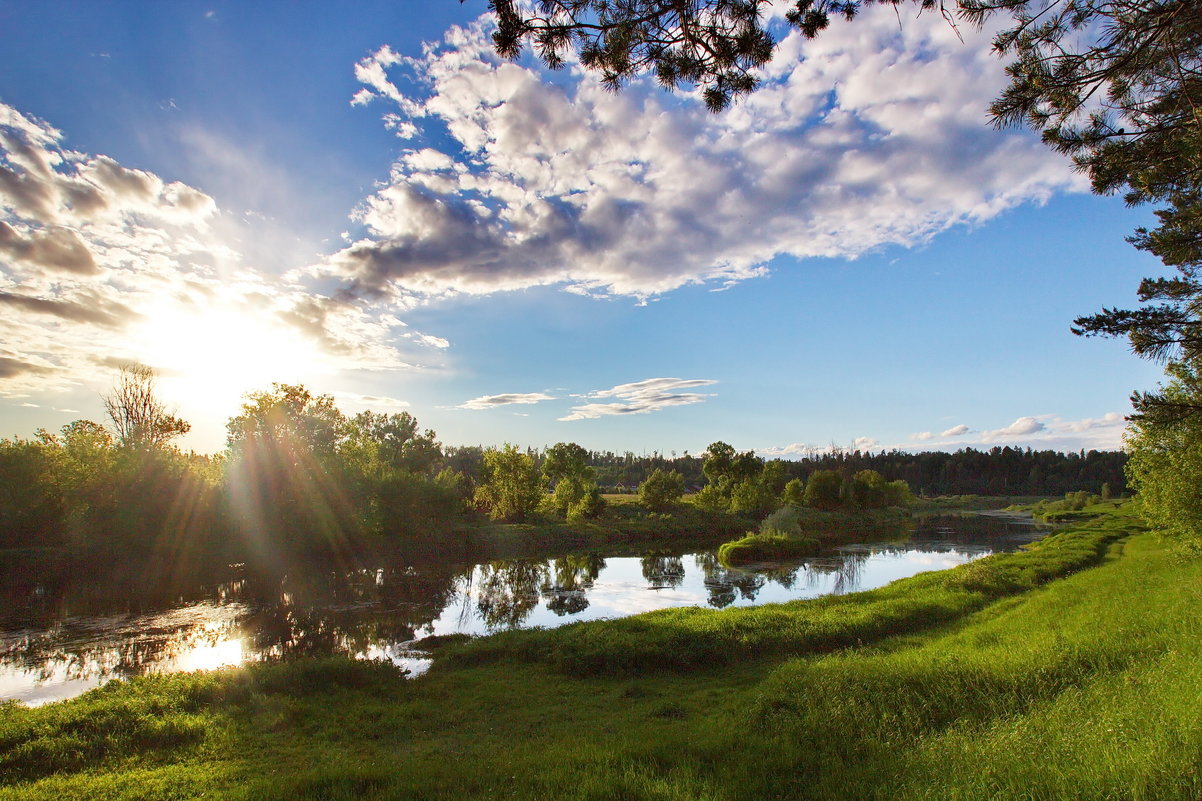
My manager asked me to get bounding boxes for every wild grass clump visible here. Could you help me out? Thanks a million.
[716,532,818,565]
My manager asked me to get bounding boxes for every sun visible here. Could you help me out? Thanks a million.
[130,300,332,443]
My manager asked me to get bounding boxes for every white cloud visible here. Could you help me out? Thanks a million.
[982,416,1046,438]
[852,436,880,452]
[325,9,1080,302]
[560,377,716,421]
[900,412,1128,451]
[460,392,555,410]
[332,391,410,410]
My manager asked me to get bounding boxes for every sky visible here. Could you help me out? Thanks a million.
[0,1,1169,457]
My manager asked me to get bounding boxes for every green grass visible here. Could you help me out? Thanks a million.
[5,505,1200,800]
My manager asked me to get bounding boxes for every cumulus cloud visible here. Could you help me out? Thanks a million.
[459,392,555,410]
[325,9,1079,302]
[983,416,1046,439]
[560,378,716,421]
[941,424,970,437]
[910,431,935,441]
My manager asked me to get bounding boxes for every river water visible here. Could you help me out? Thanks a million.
[0,512,1043,705]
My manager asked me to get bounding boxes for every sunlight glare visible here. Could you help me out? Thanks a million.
[132,302,331,442]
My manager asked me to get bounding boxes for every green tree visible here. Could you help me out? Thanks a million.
[803,469,842,511]
[227,384,346,461]
[475,444,543,522]
[345,411,442,476]
[224,385,357,566]
[1125,359,1202,545]
[542,442,592,486]
[729,477,776,517]
[639,468,686,511]
[883,478,914,507]
[702,441,736,485]
[541,442,603,519]
[781,477,805,507]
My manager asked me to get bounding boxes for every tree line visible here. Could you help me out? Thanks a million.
[0,366,1126,589]
[447,443,1126,498]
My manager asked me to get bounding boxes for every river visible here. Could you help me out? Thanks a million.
[0,512,1044,705]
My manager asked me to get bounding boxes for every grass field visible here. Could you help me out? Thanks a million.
[4,504,1197,800]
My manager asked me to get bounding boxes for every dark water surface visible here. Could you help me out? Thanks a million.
[1,513,1043,705]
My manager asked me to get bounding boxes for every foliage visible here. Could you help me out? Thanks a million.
[728,476,776,516]
[474,444,543,522]
[1125,359,1202,544]
[637,468,686,511]
[802,469,842,510]
[701,440,736,484]
[542,442,592,486]
[344,410,442,476]
[491,0,776,112]
[760,504,803,537]
[541,442,604,520]
[781,477,805,507]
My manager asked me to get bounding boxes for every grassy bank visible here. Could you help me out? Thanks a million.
[7,505,1200,800]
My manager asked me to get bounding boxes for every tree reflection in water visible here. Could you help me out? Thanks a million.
[475,560,548,630]
[693,552,767,608]
[641,552,685,589]
[543,554,605,617]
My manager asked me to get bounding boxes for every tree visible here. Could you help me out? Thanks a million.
[224,385,357,566]
[1125,358,1202,545]
[639,467,686,511]
[474,443,543,522]
[345,411,442,476]
[702,441,736,484]
[226,384,346,460]
[542,441,592,486]
[103,364,190,448]
[541,442,603,519]
[802,469,842,510]
[781,477,805,507]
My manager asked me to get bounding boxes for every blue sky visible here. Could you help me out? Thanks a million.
[0,1,1167,456]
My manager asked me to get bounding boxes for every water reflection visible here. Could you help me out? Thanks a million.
[2,513,1043,704]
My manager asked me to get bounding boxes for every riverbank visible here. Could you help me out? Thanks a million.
[6,505,1194,800]
[465,503,917,562]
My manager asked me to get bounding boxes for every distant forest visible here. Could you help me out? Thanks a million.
[445,445,1127,498]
